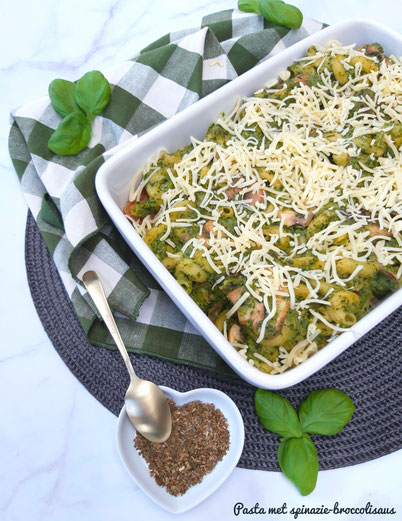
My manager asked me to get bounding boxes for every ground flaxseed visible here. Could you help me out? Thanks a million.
[134,398,230,496]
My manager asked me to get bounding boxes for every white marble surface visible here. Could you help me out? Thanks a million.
[1,1,401,520]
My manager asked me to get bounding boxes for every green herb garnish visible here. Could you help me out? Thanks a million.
[255,388,355,495]
[48,79,81,117]
[48,70,111,156]
[48,112,92,156]
[75,71,111,123]
[255,388,303,438]
[238,0,303,29]
[298,389,355,435]
[278,434,319,496]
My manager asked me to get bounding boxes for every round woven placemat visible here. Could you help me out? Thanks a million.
[25,213,401,470]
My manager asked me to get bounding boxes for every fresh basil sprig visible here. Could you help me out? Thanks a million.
[48,70,111,156]
[49,79,81,117]
[255,388,355,496]
[75,71,111,123]
[278,434,319,496]
[299,389,355,435]
[238,0,303,29]
[48,112,92,156]
[238,0,261,13]
[255,388,303,438]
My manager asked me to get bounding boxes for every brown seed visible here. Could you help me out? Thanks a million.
[134,399,230,496]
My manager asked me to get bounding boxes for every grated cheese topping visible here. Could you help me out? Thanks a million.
[126,40,402,375]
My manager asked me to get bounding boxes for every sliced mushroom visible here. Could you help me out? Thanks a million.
[278,208,314,227]
[244,188,265,206]
[237,306,252,325]
[367,222,392,238]
[378,265,399,284]
[208,302,223,323]
[251,302,265,329]
[203,220,215,233]
[275,297,290,331]
[294,74,308,85]
[226,186,242,201]
[196,220,215,247]
[228,323,244,344]
[237,301,265,329]
[227,287,243,304]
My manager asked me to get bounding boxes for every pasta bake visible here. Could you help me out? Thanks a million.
[124,41,402,374]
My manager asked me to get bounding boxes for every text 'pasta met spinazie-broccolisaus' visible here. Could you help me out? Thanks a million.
[124,40,402,375]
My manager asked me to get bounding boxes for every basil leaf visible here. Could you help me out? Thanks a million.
[278,434,318,496]
[48,111,92,156]
[238,0,261,14]
[255,389,303,438]
[259,0,303,29]
[75,70,111,120]
[48,79,81,118]
[299,389,355,435]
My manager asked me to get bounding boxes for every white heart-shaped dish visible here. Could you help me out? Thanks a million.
[116,386,245,513]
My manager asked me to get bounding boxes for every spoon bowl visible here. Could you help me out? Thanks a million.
[125,379,171,443]
[82,270,172,443]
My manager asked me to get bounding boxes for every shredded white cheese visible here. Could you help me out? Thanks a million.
[127,40,402,374]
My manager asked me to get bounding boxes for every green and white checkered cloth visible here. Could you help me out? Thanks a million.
[9,9,324,376]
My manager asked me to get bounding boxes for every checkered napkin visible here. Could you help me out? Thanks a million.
[9,9,324,375]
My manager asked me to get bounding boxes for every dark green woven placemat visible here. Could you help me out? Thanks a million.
[25,213,402,470]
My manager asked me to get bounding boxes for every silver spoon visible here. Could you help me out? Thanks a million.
[82,270,172,443]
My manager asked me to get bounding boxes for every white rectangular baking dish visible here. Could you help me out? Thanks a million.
[96,18,402,389]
